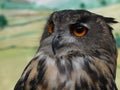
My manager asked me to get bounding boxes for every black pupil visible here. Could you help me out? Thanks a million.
[76,26,84,33]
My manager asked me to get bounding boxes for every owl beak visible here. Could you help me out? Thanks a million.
[52,35,62,55]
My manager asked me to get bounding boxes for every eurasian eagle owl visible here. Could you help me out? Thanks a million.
[14,10,118,90]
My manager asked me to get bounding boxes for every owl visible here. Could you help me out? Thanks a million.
[14,10,118,90]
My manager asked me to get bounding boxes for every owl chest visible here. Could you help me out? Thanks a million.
[35,53,116,90]
[42,57,89,90]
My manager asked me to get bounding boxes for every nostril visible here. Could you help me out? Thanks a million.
[57,35,62,40]
[58,35,61,38]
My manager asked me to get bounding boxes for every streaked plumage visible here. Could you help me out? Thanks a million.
[14,10,118,90]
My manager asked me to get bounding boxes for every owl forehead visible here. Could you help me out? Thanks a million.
[52,13,79,24]
[51,10,96,24]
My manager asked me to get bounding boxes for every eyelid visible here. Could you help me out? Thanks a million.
[70,23,89,30]
[80,23,90,29]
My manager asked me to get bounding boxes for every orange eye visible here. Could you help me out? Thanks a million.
[48,23,53,34]
[72,26,88,37]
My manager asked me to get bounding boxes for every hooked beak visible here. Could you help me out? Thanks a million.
[52,35,64,55]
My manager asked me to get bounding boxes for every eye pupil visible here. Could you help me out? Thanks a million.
[76,27,84,33]
[71,25,88,37]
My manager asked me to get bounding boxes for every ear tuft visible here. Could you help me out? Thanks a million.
[104,17,118,23]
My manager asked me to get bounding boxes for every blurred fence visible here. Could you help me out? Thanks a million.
[0,0,120,10]
[0,2,49,10]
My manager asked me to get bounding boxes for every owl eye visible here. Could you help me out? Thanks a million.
[71,24,88,37]
[48,22,54,34]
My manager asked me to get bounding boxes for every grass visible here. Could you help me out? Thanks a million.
[116,49,120,89]
[0,48,36,90]
[0,4,120,90]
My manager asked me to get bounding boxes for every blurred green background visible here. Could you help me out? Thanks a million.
[0,0,120,90]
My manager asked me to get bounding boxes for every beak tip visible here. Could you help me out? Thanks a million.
[52,45,56,55]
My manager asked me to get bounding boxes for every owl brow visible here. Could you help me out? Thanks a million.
[69,23,78,31]
[69,22,88,29]
[78,16,91,23]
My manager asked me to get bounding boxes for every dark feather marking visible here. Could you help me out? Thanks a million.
[67,50,85,58]
[84,59,98,82]
[24,69,32,84]
[110,80,118,90]
[65,58,73,74]
[106,63,115,79]
[75,82,81,90]
[92,50,114,64]
[93,50,101,57]
[29,56,47,90]
[57,81,66,90]
[21,56,39,76]
[91,56,117,89]
[56,57,73,75]
[99,55,114,64]
[30,78,37,90]
[99,75,108,90]
[14,69,32,90]
[37,56,47,86]
[14,80,25,90]
[75,77,92,90]
[56,58,66,74]
[80,77,89,89]
[75,58,98,90]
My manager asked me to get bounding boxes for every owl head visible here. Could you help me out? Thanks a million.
[39,10,117,59]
